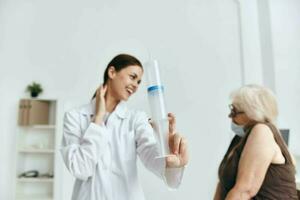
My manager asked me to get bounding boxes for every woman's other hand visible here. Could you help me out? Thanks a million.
[166,113,189,168]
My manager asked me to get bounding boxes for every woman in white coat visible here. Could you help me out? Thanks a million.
[61,54,189,200]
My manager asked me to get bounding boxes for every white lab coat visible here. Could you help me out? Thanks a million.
[60,100,184,200]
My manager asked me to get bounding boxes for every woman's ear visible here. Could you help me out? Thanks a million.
[108,66,116,79]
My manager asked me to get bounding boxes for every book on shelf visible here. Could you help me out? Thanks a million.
[18,99,50,126]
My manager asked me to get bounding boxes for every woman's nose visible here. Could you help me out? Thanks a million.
[133,81,139,89]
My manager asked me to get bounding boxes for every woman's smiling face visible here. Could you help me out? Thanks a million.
[108,65,143,101]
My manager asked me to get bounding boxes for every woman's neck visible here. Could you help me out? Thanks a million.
[243,120,257,131]
[105,89,120,113]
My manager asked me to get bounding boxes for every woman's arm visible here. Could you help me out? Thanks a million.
[60,110,110,181]
[61,86,109,181]
[214,182,222,200]
[225,124,277,200]
[291,154,297,167]
[135,112,187,188]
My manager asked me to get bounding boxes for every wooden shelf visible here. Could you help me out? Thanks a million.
[16,194,53,200]
[19,125,56,129]
[17,177,54,183]
[19,148,54,154]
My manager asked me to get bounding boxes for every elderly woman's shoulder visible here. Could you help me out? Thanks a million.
[249,123,274,140]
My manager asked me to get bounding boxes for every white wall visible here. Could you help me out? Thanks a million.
[0,0,299,199]
[268,0,300,155]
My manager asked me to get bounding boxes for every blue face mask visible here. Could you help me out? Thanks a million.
[231,122,246,137]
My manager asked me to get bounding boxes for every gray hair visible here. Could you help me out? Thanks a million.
[230,84,278,124]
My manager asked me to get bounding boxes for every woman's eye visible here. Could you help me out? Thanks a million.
[130,75,135,80]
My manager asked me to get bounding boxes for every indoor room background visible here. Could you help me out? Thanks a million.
[0,0,299,199]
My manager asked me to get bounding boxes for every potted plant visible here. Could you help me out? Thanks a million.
[26,82,43,98]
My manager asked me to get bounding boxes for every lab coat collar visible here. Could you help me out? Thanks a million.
[80,99,128,119]
[113,101,128,119]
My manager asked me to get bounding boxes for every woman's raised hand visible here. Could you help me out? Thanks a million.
[94,84,107,125]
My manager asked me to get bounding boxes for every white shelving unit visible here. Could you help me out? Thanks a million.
[15,194,53,200]
[24,125,56,130]
[14,99,58,200]
[19,148,55,154]
[18,177,54,183]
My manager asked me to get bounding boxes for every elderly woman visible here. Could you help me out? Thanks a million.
[214,85,299,200]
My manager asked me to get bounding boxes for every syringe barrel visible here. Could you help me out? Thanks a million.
[145,60,169,157]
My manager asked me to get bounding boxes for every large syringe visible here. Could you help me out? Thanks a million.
[145,60,169,158]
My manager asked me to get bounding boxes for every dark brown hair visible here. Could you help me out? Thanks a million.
[92,54,143,99]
